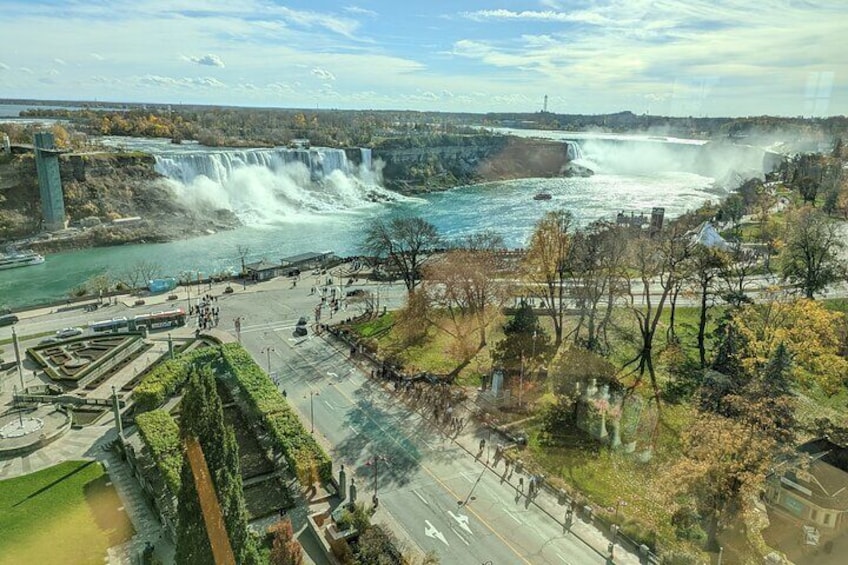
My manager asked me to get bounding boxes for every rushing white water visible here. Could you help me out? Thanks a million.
[99,137,398,224]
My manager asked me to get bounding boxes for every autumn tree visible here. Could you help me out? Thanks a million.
[779,206,845,298]
[419,231,508,373]
[669,409,779,550]
[622,225,692,403]
[570,222,630,352]
[732,297,848,395]
[523,209,574,348]
[363,216,440,293]
[269,518,303,565]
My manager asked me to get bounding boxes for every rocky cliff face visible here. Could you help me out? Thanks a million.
[0,151,239,248]
[372,135,590,193]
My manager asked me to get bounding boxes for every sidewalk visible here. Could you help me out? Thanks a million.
[321,331,645,564]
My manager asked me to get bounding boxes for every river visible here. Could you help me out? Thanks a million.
[0,130,727,309]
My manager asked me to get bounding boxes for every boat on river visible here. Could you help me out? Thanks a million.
[0,250,45,270]
[533,192,552,201]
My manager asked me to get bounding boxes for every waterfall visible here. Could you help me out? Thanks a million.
[360,148,372,171]
[152,146,397,224]
[566,141,584,161]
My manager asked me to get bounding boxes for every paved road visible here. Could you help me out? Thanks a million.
[226,282,628,564]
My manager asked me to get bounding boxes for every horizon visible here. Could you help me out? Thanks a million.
[1,1,846,117]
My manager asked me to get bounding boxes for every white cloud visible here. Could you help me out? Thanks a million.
[53,58,66,66]
[90,53,105,61]
[463,9,576,23]
[0,62,9,70]
[19,67,33,74]
[311,67,336,81]
[344,6,377,17]
[137,74,226,89]
[187,54,225,68]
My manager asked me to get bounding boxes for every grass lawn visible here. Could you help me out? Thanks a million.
[0,460,135,565]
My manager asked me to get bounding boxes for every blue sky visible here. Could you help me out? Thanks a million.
[0,0,845,116]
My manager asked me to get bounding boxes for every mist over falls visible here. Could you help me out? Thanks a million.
[152,146,394,224]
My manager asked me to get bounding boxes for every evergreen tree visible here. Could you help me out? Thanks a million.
[177,365,260,565]
[492,300,551,375]
[710,312,747,381]
[175,454,214,565]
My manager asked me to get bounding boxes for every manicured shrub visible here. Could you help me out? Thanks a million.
[220,344,332,483]
[133,348,218,412]
[136,409,182,494]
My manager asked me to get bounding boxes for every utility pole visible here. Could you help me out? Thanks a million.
[12,326,25,390]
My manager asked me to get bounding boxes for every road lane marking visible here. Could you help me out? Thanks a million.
[328,371,338,378]
[447,511,473,535]
[308,351,533,565]
[450,526,470,546]
[504,508,522,525]
[413,490,430,506]
[322,400,335,411]
[424,520,449,546]
[557,554,570,564]
[460,472,474,483]
[348,425,358,434]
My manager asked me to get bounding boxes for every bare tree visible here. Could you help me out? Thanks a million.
[420,231,508,374]
[719,245,761,306]
[571,222,630,352]
[362,217,440,293]
[523,209,574,348]
[118,260,163,293]
[686,247,728,368]
[236,245,251,276]
[622,225,692,404]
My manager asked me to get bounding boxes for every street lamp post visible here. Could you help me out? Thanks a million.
[233,316,243,343]
[306,390,319,433]
[458,465,487,507]
[261,346,275,378]
[366,454,387,507]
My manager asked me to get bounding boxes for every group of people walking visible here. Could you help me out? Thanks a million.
[191,294,220,331]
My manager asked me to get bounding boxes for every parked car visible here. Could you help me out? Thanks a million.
[297,316,308,326]
[39,337,60,345]
[224,285,234,294]
[55,327,84,338]
[293,326,307,337]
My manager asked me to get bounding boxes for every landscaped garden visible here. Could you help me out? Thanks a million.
[0,460,134,565]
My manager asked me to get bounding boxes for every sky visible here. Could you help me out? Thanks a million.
[0,0,845,117]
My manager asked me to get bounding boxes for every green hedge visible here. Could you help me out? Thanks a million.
[133,347,219,412]
[135,410,182,494]
[220,343,333,483]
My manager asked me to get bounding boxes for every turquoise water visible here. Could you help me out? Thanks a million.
[0,124,725,309]
[0,170,721,309]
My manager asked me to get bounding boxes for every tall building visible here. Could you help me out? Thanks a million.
[33,132,66,231]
